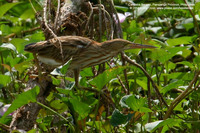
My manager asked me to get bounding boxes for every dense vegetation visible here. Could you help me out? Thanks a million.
[0,0,200,132]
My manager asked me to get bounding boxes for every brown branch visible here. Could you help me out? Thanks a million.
[107,62,128,93]
[0,123,10,131]
[122,53,168,108]
[147,79,152,122]
[164,70,200,120]
[98,1,102,42]
[184,0,200,42]
[43,0,64,62]
[84,2,93,36]
[54,0,60,31]
[4,27,40,39]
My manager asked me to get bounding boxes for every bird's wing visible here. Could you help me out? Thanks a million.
[25,36,97,63]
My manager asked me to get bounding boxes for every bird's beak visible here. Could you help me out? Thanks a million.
[127,43,157,49]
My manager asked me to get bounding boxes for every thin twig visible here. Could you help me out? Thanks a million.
[109,0,123,38]
[184,0,200,42]
[84,2,93,36]
[107,62,128,93]
[98,1,102,42]
[43,0,64,62]
[29,0,37,13]
[147,79,152,122]
[44,0,57,38]
[54,0,60,31]
[4,27,40,39]
[123,54,168,108]
[33,54,42,81]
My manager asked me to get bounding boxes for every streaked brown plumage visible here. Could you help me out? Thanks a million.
[25,36,155,86]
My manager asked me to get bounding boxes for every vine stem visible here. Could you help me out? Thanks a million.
[164,70,200,120]
[122,53,168,108]
[36,101,69,124]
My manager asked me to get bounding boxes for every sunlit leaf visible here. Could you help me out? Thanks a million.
[0,74,11,86]
[50,99,67,112]
[14,60,33,73]
[145,120,163,132]
[134,4,150,18]
[0,2,21,18]
[166,36,194,46]
[10,38,26,53]
[183,23,194,31]
[145,119,182,132]
[177,61,194,69]
[51,76,61,86]
[60,59,72,74]
[69,98,91,120]
[119,95,132,108]
[1,64,11,72]
[161,80,184,94]
[1,24,11,35]
[193,55,200,68]
[20,8,35,20]
[125,95,151,112]
[0,43,17,53]
[90,66,126,90]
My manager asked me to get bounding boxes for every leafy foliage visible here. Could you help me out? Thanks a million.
[0,0,200,132]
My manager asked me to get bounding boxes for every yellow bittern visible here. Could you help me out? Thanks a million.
[25,36,155,86]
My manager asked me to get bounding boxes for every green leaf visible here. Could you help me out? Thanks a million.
[0,86,40,123]
[177,61,194,69]
[0,2,20,18]
[69,98,91,120]
[135,4,150,18]
[14,60,33,73]
[51,59,72,76]
[119,95,131,108]
[56,87,71,95]
[110,109,133,127]
[150,47,186,63]
[51,76,61,85]
[193,55,200,68]
[27,129,37,133]
[183,23,194,31]
[125,95,151,112]
[20,8,35,20]
[50,99,67,111]
[60,59,72,74]
[139,107,152,113]
[145,120,163,132]
[90,66,126,90]
[10,38,26,53]
[161,80,184,94]
[165,62,176,72]
[80,67,94,77]
[145,119,182,132]
[0,75,11,86]
[136,79,147,90]
[115,5,129,12]
[150,49,170,63]
[0,43,17,53]
[166,36,194,46]
[1,24,11,35]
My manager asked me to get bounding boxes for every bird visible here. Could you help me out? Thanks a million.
[25,36,156,87]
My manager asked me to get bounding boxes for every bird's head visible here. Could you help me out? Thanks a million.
[101,39,156,52]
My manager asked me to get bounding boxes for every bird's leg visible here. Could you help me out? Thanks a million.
[73,69,81,88]
[33,53,43,81]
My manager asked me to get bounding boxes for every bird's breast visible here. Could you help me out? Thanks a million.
[38,56,62,66]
